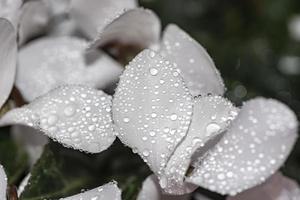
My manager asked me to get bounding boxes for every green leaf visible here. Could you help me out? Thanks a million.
[0,127,28,185]
[20,140,151,200]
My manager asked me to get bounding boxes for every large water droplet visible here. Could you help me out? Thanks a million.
[206,122,221,135]
[149,68,158,76]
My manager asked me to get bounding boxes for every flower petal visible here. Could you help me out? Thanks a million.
[113,49,193,181]
[162,96,238,194]
[187,98,298,195]
[227,172,300,200]
[12,125,48,166]
[89,8,161,50]
[61,182,121,200]
[137,175,191,200]
[0,85,115,153]
[17,173,31,197]
[0,0,22,27]
[43,0,70,16]
[17,37,123,101]
[160,24,225,96]
[0,18,17,108]
[70,0,137,39]
[0,165,7,200]
[18,1,50,46]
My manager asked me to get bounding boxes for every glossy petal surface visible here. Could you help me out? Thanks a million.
[90,8,161,49]
[163,96,238,194]
[160,24,224,96]
[137,175,191,200]
[61,182,121,200]
[17,37,122,101]
[227,173,300,200]
[113,49,193,181]
[70,0,137,39]
[0,18,17,108]
[0,85,115,153]
[188,98,298,195]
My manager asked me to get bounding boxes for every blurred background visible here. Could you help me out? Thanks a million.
[1,0,300,199]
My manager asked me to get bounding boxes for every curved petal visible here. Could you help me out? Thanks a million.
[61,182,121,200]
[18,1,50,46]
[12,125,48,166]
[137,175,191,200]
[160,24,225,96]
[227,172,300,200]
[0,18,17,108]
[70,0,137,39]
[17,37,123,101]
[0,165,7,200]
[17,173,31,197]
[43,0,70,16]
[113,49,193,180]
[162,96,238,194]
[0,0,22,27]
[187,98,298,195]
[89,8,161,50]
[0,85,115,153]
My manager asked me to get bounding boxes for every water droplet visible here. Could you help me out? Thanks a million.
[47,114,58,125]
[123,117,130,123]
[149,131,156,136]
[170,114,178,121]
[149,68,158,76]
[64,105,75,117]
[142,149,150,157]
[206,122,221,135]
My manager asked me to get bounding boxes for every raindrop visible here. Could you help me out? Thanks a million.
[149,68,158,76]
[123,117,130,123]
[206,122,221,135]
[64,105,75,117]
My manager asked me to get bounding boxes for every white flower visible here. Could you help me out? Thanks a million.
[227,172,300,200]
[0,164,122,199]
[0,0,298,198]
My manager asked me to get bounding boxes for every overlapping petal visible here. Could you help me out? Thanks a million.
[61,182,121,200]
[0,85,115,153]
[187,98,298,195]
[162,96,239,194]
[0,165,7,200]
[0,0,22,27]
[89,8,161,50]
[0,18,17,109]
[113,49,193,180]
[137,175,191,200]
[18,0,50,46]
[70,0,137,39]
[160,24,225,96]
[227,172,300,200]
[16,36,123,101]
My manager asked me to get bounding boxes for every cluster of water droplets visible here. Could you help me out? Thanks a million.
[161,95,239,194]
[0,85,115,153]
[61,181,121,200]
[187,98,298,195]
[113,49,193,181]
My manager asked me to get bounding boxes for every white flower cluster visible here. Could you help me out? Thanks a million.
[0,0,299,199]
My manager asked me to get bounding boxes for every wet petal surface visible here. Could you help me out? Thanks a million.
[113,49,193,181]
[188,98,298,195]
[160,24,225,96]
[137,175,191,200]
[227,173,300,200]
[17,37,122,101]
[90,8,161,50]
[70,0,137,39]
[0,85,115,153]
[0,18,17,108]
[61,182,121,200]
[163,96,238,194]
